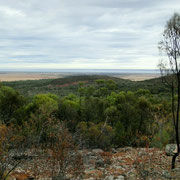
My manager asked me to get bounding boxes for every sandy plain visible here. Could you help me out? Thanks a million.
[112,73,160,81]
[0,72,160,82]
[0,72,64,82]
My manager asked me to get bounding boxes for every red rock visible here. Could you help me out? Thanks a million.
[10,172,31,180]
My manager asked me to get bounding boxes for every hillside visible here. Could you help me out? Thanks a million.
[2,75,169,97]
[0,74,177,179]
[9,147,180,180]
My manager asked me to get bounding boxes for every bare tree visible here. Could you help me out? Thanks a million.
[158,12,180,169]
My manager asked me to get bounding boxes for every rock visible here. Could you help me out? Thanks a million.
[116,147,133,153]
[10,172,32,180]
[105,175,114,180]
[172,167,180,177]
[95,159,105,168]
[140,170,150,179]
[162,170,171,178]
[8,147,180,179]
[138,150,147,156]
[116,175,125,180]
[172,167,180,172]
[112,148,118,153]
[165,144,178,156]
[127,171,137,179]
[92,149,104,154]
[84,169,103,179]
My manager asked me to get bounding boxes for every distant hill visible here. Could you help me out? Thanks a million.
[2,75,169,97]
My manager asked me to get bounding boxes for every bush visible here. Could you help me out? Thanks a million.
[77,121,114,149]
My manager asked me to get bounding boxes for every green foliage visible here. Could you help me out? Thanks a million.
[96,79,105,85]
[0,86,25,125]
[105,80,118,90]
[135,88,151,97]
[0,75,175,149]
[57,94,80,131]
[151,129,171,149]
[28,93,58,115]
[113,121,126,146]
[77,121,114,149]
[22,93,59,143]
[2,75,170,98]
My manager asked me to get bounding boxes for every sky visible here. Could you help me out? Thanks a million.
[0,0,179,70]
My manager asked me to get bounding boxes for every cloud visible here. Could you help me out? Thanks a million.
[0,0,179,70]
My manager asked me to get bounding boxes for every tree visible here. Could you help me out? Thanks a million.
[0,86,24,125]
[158,12,180,169]
[25,93,59,145]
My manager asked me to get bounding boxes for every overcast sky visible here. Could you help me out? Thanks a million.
[0,0,179,70]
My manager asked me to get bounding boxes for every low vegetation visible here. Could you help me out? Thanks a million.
[0,74,176,178]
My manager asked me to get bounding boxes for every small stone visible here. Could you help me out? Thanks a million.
[172,167,180,177]
[165,144,178,156]
[92,149,104,154]
[117,147,132,153]
[172,167,180,172]
[105,175,114,180]
[162,170,171,178]
[127,171,137,179]
[138,151,147,156]
[116,175,125,180]
[95,159,105,168]
[112,148,118,153]
[140,170,149,179]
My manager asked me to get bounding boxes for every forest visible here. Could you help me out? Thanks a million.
[1,74,173,150]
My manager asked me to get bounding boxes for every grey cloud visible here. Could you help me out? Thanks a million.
[0,0,179,69]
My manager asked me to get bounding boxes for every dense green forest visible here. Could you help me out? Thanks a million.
[0,75,174,149]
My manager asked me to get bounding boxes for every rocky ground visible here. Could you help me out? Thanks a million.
[9,147,180,180]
